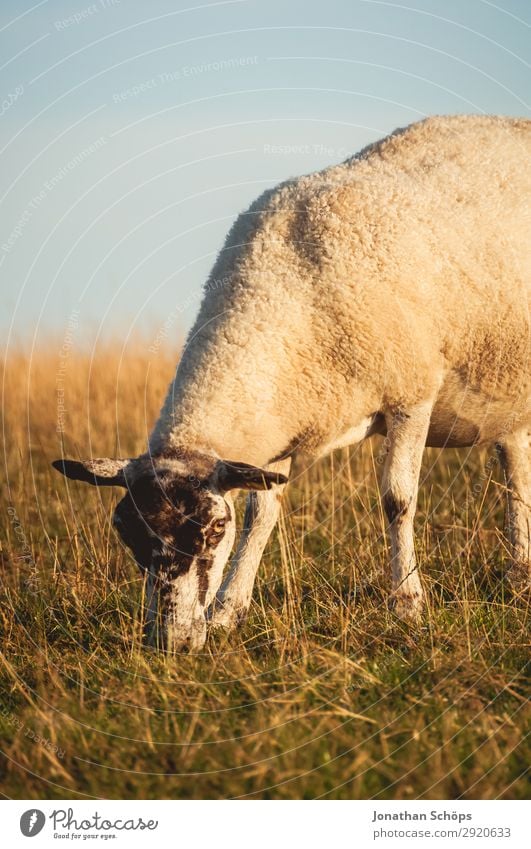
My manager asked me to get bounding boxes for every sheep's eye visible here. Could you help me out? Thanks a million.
[212,519,226,535]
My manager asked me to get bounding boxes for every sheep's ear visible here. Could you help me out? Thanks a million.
[215,460,289,493]
[52,457,130,487]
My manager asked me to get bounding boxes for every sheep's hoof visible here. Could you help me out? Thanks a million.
[506,562,531,594]
[208,600,248,631]
[389,592,424,622]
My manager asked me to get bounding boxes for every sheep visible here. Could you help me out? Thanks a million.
[53,114,531,652]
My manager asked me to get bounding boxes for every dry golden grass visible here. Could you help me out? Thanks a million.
[0,342,529,799]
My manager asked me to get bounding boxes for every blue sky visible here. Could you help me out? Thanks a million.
[1,0,529,350]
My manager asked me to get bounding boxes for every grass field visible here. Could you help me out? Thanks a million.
[0,342,529,800]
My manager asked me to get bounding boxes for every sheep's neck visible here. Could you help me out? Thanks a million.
[149,354,289,467]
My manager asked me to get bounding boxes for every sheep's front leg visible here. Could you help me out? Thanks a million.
[381,402,432,620]
[496,429,531,590]
[209,458,291,630]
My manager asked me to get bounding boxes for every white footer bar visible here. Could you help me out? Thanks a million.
[4,799,529,848]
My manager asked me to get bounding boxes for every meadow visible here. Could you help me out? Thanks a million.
[0,341,529,799]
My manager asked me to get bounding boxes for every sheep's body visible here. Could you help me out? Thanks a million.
[151,115,531,465]
[147,114,531,630]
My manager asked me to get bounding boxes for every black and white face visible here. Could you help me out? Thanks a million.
[52,451,288,651]
[112,468,237,651]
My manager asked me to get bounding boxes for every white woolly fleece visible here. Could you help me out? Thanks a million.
[150,115,531,466]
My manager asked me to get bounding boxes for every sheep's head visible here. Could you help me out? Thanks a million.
[52,450,287,652]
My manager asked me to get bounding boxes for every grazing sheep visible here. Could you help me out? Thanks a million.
[53,114,531,652]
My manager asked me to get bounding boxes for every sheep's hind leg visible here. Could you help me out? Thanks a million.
[381,401,433,620]
[496,429,531,591]
[208,458,291,630]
